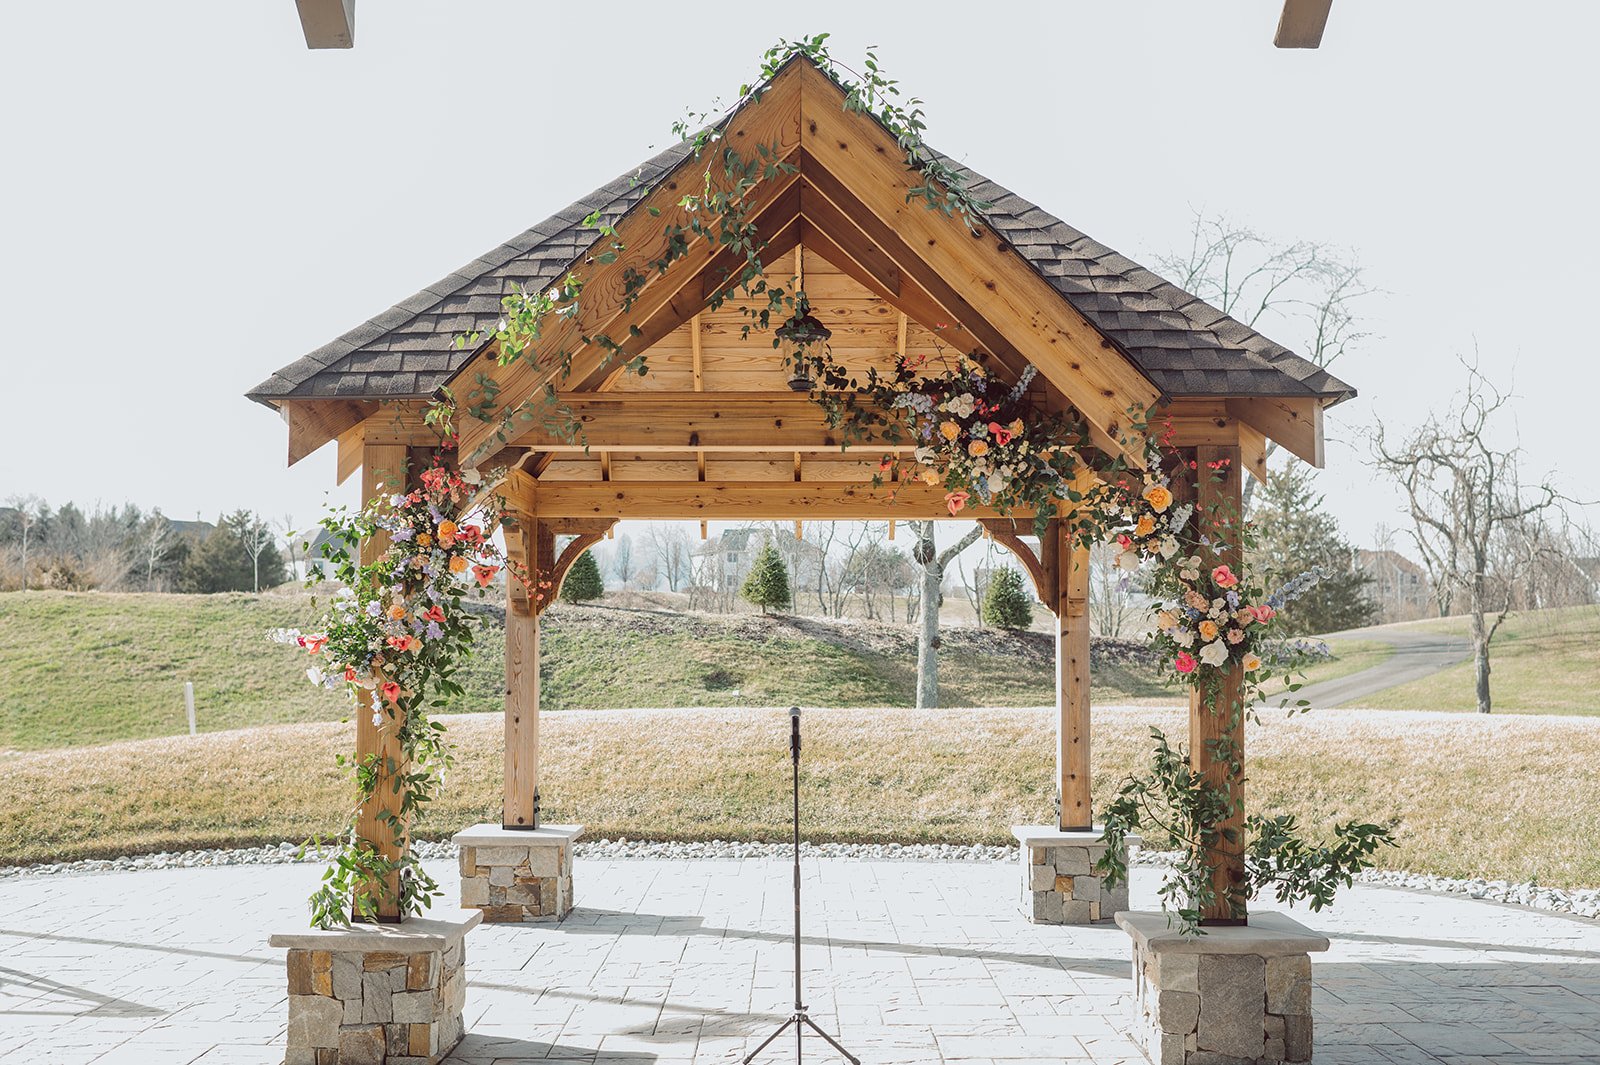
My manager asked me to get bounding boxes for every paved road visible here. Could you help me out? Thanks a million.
[1295,626,1473,708]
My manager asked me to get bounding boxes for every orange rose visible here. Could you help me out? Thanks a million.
[968,439,989,457]
[449,555,469,574]
[1198,620,1219,641]
[387,604,407,620]
[1134,515,1156,537]
[437,521,458,547]
[1142,484,1173,513]
[939,421,961,442]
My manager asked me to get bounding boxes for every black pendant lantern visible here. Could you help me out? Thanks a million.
[776,298,832,392]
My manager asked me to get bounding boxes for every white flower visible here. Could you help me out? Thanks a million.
[307,667,326,686]
[1179,555,1202,581]
[371,710,383,727]
[915,446,937,465]
[1116,549,1141,573]
[945,393,976,418]
[986,472,1006,493]
[1171,627,1196,648]
[1159,536,1179,559]
[1198,640,1230,668]
[461,467,482,485]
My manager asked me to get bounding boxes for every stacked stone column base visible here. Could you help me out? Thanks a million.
[1012,825,1136,924]
[452,823,581,922]
[270,909,480,1065]
[1116,910,1329,1065]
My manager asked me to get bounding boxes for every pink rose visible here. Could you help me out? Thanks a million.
[1211,565,1239,589]
[1174,652,1197,674]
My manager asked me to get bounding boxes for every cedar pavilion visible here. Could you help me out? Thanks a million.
[252,55,1352,1065]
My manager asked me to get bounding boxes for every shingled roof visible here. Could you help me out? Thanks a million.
[248,93,1351,409]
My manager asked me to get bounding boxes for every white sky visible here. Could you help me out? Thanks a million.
[2,2,1595,550]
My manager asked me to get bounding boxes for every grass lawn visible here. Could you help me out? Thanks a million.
[3,706,1596,888]
[0,591,1172,751]
[1362,606,1600,714]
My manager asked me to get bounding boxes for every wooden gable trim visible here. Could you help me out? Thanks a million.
[1226,396,1325,467]
[793,60,1158,464]
[285,398,378,466]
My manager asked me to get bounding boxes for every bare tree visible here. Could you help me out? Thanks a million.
[1159,211,1374,504]
[1088,542,1144,638]
[1373,360,1570,713]
[908,520,984,708]
[276,514,305,578]
[611,534,634,589]
[3,495,46,591]
[236,513,280,594]
[647,523,694,593]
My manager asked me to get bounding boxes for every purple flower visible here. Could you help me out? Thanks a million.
[425,621,444,641]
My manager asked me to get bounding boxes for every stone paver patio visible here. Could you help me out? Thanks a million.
[1,857,1597,1064]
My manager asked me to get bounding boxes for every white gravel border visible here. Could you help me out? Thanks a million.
[4,839,1595,920]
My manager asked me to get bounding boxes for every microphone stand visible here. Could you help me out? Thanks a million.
[743,707,859,1065]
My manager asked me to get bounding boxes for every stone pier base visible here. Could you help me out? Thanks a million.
[1115,910,1329,1065]
[269,909,480,1065]
[1012,825,1135,924]
[452,823,582,922]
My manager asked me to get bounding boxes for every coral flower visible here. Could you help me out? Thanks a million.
[1142,484,1173,513]
[422,605,447,624]
[449,555,469,574]
[1211,564,1239,589]
[988,421,1013,446]
[343,667,357,682]
[437,521,458,547]
[944,490,969,515]
[458,524,483,546]
[473,564,499,588]
[303,635,328,654]
[387,635,411,651]
[380,681,402,704]
[1174,652,1197,674]
[939,421,961,442]
[967,439,989,457]
[1250,604,1276,624]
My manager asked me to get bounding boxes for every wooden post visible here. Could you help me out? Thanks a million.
[503,516,541,829]
[355,443,408,921]
[1190,443,1248,924]
[1056,524,1092,831]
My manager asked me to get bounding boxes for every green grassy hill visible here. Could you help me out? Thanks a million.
[0,590,1174,750]
[1359,606,1600,714]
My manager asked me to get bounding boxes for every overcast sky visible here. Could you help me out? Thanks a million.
[3,2,1594,549]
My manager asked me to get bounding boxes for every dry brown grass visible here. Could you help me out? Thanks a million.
[4,707,1596,887]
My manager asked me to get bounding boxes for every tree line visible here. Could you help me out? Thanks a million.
[0,499,290,594]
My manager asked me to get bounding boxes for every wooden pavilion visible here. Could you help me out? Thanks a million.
[249,57,1352,930]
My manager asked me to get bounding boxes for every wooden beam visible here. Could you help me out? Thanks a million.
[537,525,613,616]
[503,516,540,828]
[354,442,408,920]
[1057,531,1092,831]
[285,399,376,465]
[978,518,1051,610]
[1189,443,1248,923]
[1275,0,1333,48]
[453,78,804,464]
[1226,397,1324,467]
[513,480,1028,520]
[504,392,908,452]
[795,60,1158,463]
[295,0,354,49]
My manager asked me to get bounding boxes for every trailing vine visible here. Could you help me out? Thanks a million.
[272,461,525,928]
[1091,436,1396,935]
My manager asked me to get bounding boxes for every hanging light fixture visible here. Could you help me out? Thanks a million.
[776,297,832,392]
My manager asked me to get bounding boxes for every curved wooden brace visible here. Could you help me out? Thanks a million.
[535,522,616,616]
[978,518,1060,614]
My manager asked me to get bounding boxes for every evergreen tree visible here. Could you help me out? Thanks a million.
[1248,464,1377,635]
[560,549,604,604]
[178,511,286,593]
[980,566,1034,629]
[740,544,791,614]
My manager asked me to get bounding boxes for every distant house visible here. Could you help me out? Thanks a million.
[693,527,824,597]
[1355,548,1433,623]
[302,527,355,579]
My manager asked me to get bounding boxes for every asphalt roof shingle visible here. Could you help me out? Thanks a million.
[248,107,1351,408]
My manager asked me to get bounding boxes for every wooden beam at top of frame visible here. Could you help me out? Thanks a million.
[1275,0,1333,48]
[452,78,804,465]
[794,60,1157,464]
[504,392,907,452]
[1225,396,1325,467]
[513,479,1028,520]
[295,0,355,48]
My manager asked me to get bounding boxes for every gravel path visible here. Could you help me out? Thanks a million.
[4,837,1595,921]
[1295,625,1473,708]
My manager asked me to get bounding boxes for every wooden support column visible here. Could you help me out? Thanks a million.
[1190,444,1248,924]
[503,515,541,829]
[1056,526,1092,832]
[354,443,408,921]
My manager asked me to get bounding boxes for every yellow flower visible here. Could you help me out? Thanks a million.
[1156,610,1177,630]
[920,468,942,486]
[1142,484,1173,513]
[448,555,469,574]
[1198,619,1219,641]
[1008,418,1024,437]
[968,439,989,457]
[1134,515,1156,537]
[1243,653,1262,673]
[939,421,961,442]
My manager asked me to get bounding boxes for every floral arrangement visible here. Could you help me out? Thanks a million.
[808,352,1110,525]
[271,463,519,928]
[1093,450,1395,934]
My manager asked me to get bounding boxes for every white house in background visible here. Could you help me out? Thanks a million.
[1355,548,1433,623]
[693,527,824,596]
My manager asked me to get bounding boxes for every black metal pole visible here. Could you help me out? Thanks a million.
[743,707,859,1065]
